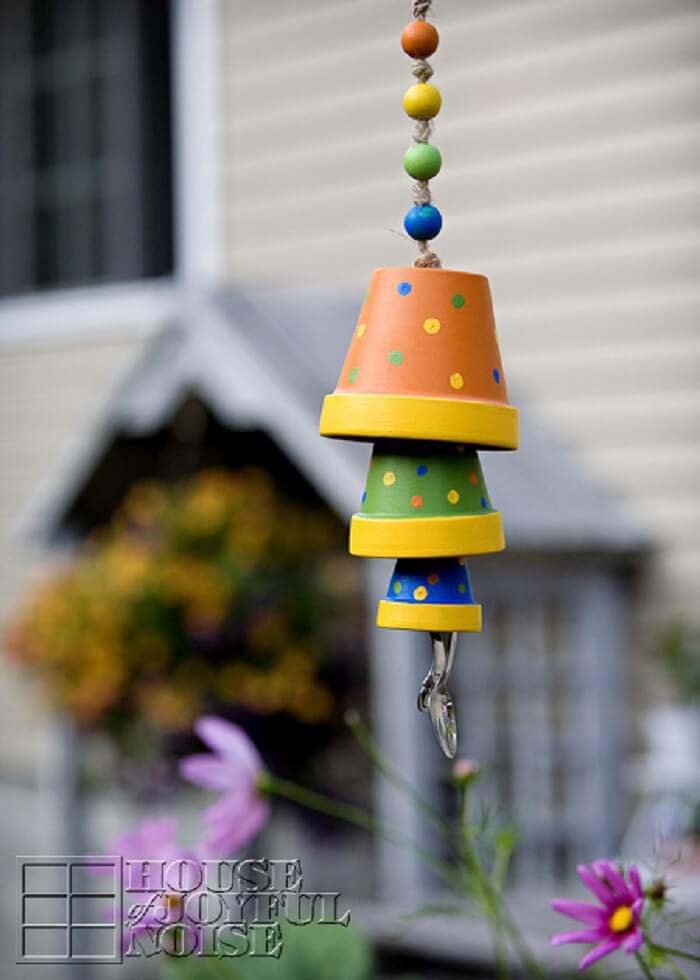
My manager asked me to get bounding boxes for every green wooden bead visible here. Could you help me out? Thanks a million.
[404,143,442,180]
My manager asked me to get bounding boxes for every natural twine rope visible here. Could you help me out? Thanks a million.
[409,0,441,268]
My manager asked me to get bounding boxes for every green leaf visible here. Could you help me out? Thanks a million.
[161,921,373,980]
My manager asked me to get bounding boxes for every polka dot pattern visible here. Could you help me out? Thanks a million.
[360,445,495,519]
[385,557,477,607]
[348,368,360,384]
[335,269,511,425]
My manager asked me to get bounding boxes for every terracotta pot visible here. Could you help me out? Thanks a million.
[377,557,482,632]
[320,266,519,450]
[351,441,504,558]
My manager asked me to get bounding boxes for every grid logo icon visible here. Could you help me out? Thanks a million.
[17,856,123,964]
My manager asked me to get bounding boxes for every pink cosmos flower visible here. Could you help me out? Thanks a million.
[551,860,645,971]
[94,817,198,942]
[179,715,270,856]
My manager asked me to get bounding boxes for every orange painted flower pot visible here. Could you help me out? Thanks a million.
[319,266,519,450]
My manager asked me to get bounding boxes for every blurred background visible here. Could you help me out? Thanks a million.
[0,0,699,977]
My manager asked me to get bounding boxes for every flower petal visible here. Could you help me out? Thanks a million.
[112,817,177,861]
[201,787,256,827]
[578,937,621,971]
[622,930,643,954]
[200,796,270,857]
[551,899,606,926]
[628,865,644,901]
[632,897,644,923]
[577,864,615,907]
[179,754,246,792]
[551,929,606,946]
[592,861,632,903]
[194,716,262,775]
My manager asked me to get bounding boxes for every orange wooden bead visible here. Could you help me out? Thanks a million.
[400,21,439,59]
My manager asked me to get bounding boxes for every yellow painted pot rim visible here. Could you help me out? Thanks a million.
[320,393,519,449]
[377,600,482,632]
[350,512,505,558]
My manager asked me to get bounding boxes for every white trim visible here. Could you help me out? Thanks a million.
[171,0,224,286]
[0,0,225,348]
[0,279,179,348]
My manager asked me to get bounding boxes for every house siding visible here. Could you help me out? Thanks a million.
[0,337,143,771]
[220,0,700,618]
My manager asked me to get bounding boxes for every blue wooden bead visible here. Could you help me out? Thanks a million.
[404,204,443,241]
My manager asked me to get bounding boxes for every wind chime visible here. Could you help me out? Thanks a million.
[319,1,519,757]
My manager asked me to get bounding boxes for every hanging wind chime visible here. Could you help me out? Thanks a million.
[319,1,519,757]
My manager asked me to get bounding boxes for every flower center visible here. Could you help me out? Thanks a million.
[165,893,183,914]
[609,905,633,933]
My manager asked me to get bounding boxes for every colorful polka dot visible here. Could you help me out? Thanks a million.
[492,368,501,383]
[393,580,402,595]
[361,490,367,503]
[383,471,397,486]
[416,464,428,476]
[413,586,428,601]
[457,557,465,566]
[423,317,441,335]
[450,372,464,390]
[410,495,424,509]
[451,293,465,309]
[397,281,412,296]
[388,350,405,366]
[348,367,360,384]
[356,322,366,338]
[480,496,488,509]
[427,573,440,585]
[447,489,460,504]
[458,583,466,594]
[469,472,478,486]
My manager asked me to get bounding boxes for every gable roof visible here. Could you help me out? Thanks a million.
[29,284,648,556]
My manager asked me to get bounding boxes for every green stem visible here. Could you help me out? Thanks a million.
[636,952,657,979]
[654,944,700,964]
[345,709,451,840]
[456,787,546,980]
[666,960,689,980]
[264,775,454,884]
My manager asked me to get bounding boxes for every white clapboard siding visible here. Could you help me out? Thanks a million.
[0,338,142,615]
[221,0,700,617]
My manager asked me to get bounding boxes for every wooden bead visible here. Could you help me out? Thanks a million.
[404,142,442,180]
[404,204,443,241]
[401,21,439,59]
[403,83,442,120]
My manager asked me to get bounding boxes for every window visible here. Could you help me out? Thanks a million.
[0,0,173,296]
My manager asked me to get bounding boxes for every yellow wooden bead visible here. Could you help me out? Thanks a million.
[403,83,442,120]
